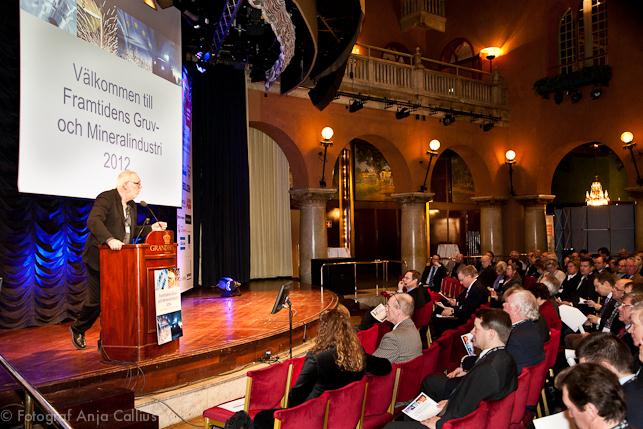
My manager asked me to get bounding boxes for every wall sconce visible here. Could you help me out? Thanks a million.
[621,131,643,185]
[319,126,334,188]
[480,47,501,73]
[419,139,441,192]
[505,149,516,196]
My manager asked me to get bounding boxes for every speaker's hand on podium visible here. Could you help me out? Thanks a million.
[107,238,124,250]
[152,221,167,231]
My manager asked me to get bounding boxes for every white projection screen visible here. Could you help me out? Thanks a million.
[19,0,182,206]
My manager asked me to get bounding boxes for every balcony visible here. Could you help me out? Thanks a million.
[400,0,446,32]
[341,45,508,124]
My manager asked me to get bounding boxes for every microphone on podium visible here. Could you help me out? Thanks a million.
[139,200,161,224]
[133,217,150,243]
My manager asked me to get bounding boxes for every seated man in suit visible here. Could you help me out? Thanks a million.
[477,254,497,289]
[576,333,642,427]
[421,255,447,292]
[558,257,598,314]
[384,308,518,429]
[359,270,429,331]
[431,265,489,339]
[617,292,643,359]
[556,363,630,429]
[502,287,546,371]
[373,293,422,363]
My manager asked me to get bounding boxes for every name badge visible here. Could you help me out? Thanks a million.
[125,225,131,234]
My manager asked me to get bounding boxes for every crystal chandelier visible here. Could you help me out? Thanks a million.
[585,176,610,206]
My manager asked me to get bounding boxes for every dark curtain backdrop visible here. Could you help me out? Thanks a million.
[0,1,176,330]
[191,65,250,287]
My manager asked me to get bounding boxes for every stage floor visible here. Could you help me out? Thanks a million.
[0,280,337,395]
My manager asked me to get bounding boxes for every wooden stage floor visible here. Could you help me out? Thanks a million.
[0,280,337,395]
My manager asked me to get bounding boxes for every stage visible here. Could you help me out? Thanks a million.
[0,280,337,397]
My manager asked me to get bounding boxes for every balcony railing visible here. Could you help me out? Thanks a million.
[401,0,445,19]
[343,44,506,115]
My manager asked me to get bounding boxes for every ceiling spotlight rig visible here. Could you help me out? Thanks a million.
[347,99,364,113]
[441,113,456,126]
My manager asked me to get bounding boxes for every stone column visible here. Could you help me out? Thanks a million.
[471,196,507,257]
[391,192,434,272]
[626,187,643,249]
[517,195,555,252]
[290,188,336,284]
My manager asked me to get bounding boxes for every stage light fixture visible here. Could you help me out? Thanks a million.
[554,91,564,105]
[481,122,495,132]
[591,87,602,100]
[442,113,455,126]
[570,89,582,103]
[395,107,411,120]
[217,277,241,297]
[347,99,364,113]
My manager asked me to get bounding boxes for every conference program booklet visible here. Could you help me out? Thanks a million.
[371,304,387,322]
[402,393,441,421]
[461,333,475,356]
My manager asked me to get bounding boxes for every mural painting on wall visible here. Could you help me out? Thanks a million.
[451,154,475,203]
[354,141,395,201]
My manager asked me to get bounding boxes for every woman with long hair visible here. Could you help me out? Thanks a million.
[253,307,388,429]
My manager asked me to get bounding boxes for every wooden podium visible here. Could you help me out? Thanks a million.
[99,230,179,362]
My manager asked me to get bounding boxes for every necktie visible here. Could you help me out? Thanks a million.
[428,266,436,287]
[124,205,132,244]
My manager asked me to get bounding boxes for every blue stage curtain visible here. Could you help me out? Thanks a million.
[0,1,177,329]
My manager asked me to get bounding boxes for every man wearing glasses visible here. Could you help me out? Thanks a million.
[70,170,167,350]
[372,293,422,363]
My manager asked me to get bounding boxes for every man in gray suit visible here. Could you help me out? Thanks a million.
[373,293,422,363]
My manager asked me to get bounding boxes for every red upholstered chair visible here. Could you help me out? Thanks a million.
[434,332,454,373]
[412,302,434,331]
[357,325,379,355]
[420,343,441,380]
[203,361,290,428]
[525,358,549,409]
[323,378,367,429]
[283,356,307,406]
[362,371,397,429]
[441,401,489,429]
[545,329,561,370]
[486,389,516,429]
[509,367,532,429]
[392,354,425,413]
[523,276,537,289]
[441,277,463,298]
[273,394,327,429]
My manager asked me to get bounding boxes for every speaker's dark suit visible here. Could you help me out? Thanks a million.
[383,348,518,429]
[83,189,148,271]
[74,189,150,335]
[506,320,545,371]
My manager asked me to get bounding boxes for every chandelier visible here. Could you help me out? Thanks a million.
[585,176,610,206]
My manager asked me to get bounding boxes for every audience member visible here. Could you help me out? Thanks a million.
[538,258,566,286]
[477,254,496,288]
[502,287,546,371]
[576,333,642,427]
[630,301,643,363]
[586,273,625,334]
[448,253,464,278]
[559,256,597,312]
[373,293,422,363]
[617,293,643,359]
[384,308,517,429]
[594,255,611,275]
[421,255,447,292]
[431,265,488,338]
[556,363,630,429]
[528,282,562,332]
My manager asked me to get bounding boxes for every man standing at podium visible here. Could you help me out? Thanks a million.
[70,170,167,350]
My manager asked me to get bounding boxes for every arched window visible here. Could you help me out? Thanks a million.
[440,38,481,71]
[431,149,475,203]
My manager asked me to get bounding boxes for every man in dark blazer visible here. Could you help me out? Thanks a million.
[503,288,545,371]
[559,257,597,314]
[576,333,643,428]
[384,308,518,429]
[477,254,496,289]
[431,265,489,338]
[70,170,166,350]
[421,255,447,292]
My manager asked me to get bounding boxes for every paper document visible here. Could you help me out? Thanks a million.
[461,333,475,356]
[533,411,577,429]
[402,393,442,421]
[435,301,447,309]
[558,305,588,332]
[577,297,587,304]
[565,349,577,367]
[436,314,455,319]
[218,397,245,412]
[371,304,387,322]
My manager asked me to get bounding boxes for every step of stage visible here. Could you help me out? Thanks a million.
[135,343,313,428]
